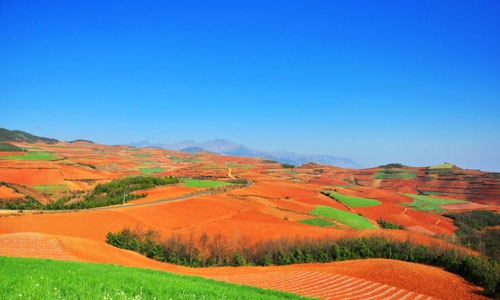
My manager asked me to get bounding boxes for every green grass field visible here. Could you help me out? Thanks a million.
[139,167,166,175]
[373,169,418,179]
[310,205,378,229]
[429,163,455,169]
[225,162,255,169]
[169,156,202,163]
[322,191,381,207]
[399,193,470,212]
[47,146,79,149]
[132,153,151,157]
[0,152,62,161]
[297,218,336,227]
[0,256,310,300]
[31,184,70,193]
[420,191,455,196]
[183,178,234,187]
[427,168,453,174]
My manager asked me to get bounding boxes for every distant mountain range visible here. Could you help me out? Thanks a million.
[128,139,360,169]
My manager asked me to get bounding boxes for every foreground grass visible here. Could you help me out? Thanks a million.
[321,191,381,207]
[0,256,311,300]
[310,205,378,229]
[0,152,61,161]
[183,179,234,187]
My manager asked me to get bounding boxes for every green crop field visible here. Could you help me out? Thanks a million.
[31,184,70,193]
[427,168,453,174]
[0,256,310,300]
[310,205,378,229]
[183,178,234,187]
[399,193,470,212]
[374,169,418,179]
[429,163,455,169]
[139,167,166,175]
[0,152,62,161]
[169,156,202,163]
[420,191,455,196]
[132,153,151,157]
[297,218,336,227]
[288,178,305,182]
[47,146,79,149]
[321,191,381,207]
[225,162,255,169]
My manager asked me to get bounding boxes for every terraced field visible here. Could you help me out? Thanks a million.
[0,233,76,261]
[208,271,438,300]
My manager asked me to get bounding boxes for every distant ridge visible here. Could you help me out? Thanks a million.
[69,139,94,144]
[129,139,360,169]
[0,128,58,144]
[180,146,210,153]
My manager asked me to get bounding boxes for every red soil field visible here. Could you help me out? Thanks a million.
[0,141,498,299]
[0,168,66,185]
[0,232,487,300]
[0,185,23,198]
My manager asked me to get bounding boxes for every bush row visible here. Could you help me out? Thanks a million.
[0,176,179,210]
[107,229,500,298]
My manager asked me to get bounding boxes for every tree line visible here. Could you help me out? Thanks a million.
[107,228,500,298]
[0,176,179,210]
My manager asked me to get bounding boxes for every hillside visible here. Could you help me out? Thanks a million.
[0,128,58,144]
[0,137,499,299]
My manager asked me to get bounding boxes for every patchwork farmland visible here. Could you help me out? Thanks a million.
[0,137,498,299]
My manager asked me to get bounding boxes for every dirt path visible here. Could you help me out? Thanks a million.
[2,180,253,216]
[227,168,235,179]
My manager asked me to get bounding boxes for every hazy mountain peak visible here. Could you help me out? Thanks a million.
[128,138,360,168]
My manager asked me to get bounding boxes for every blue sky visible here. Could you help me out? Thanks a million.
[1,1,499,171]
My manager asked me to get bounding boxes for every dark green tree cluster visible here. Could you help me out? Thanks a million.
[0,182,43,210]
[229,178,249,185]
[281,163,295,169]
[0,142,22,152]
[378,163,406,169]
[377,219,405,229]
[444,210,500,234]
[444,210,500,262]
[107,229,500,298]
[1,176,179,210]
[49,176,179,209]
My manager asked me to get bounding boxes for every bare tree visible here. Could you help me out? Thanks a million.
[199,231,209,267]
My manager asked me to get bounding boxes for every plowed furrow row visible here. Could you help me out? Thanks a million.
[208,271,440,300]
[0,233,77,261]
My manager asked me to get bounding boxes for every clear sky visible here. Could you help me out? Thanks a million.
[1,1,499,171]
